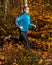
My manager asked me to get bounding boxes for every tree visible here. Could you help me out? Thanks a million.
[24,0,28,6]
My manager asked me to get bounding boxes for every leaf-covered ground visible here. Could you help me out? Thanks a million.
[0,42,52,65]
[0,1,52,64]
[0,15,52,65]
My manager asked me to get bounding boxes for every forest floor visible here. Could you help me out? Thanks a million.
[0,41,52,65]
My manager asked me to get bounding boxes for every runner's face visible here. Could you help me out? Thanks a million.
[25,7,29,14]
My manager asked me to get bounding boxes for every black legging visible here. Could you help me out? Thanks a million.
[19,30,30,48]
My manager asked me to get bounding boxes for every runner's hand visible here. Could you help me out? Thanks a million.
[34,25,36,29]
[19,26,23,29]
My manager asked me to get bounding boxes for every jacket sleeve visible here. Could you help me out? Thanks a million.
[28,16,35,28]
[15,15,22,27]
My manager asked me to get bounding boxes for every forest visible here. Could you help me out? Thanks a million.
[0,0,52,65]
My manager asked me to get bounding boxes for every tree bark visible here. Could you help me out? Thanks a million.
[5,0,8,16]
[24,0,28,6]
[20,0,24,13]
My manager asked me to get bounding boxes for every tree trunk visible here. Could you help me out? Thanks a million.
[24,0,28,6]
[5,0,8,16]
[20,0,24,13]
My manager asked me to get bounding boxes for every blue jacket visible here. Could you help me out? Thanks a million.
[15,13,35,32]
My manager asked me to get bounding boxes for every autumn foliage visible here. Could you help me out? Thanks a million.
[0,0,52,65]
